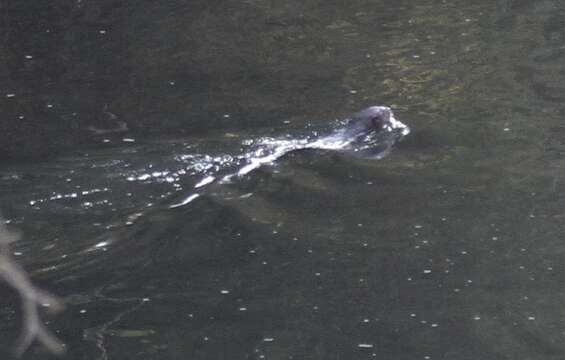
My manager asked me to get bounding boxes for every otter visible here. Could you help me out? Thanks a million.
[341,106,409,138]
[306,105,410,159]
[170,106,409,208]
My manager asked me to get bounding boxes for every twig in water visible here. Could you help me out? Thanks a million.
[0,216,65,357]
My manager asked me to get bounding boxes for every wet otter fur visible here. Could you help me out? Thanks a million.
[341,106,408,138]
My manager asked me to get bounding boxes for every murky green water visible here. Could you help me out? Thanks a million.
[2,0,565,359]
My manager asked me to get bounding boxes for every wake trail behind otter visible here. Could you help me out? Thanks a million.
[170,108,409,208]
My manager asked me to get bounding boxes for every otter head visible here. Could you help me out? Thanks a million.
[366,106,392,130]
[349,106,410,136]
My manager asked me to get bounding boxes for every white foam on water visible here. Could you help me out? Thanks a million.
[194,175,215,188]
[169,193,200,208]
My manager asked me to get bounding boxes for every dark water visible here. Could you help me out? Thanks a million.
[2,0,565,359]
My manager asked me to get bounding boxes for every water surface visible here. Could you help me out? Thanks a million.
[2,0,565,359]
